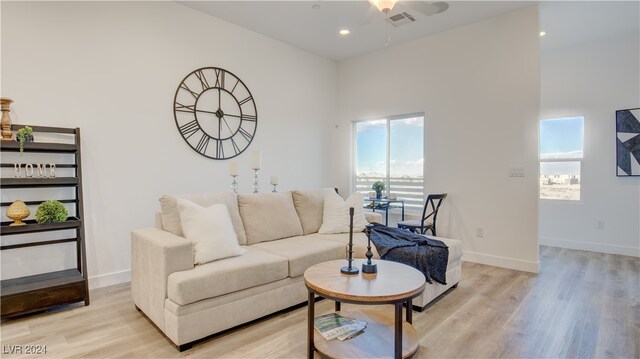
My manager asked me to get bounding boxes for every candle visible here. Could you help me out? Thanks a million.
[252,150,262,170]
[229,161,239,176]
[270,176,278,185]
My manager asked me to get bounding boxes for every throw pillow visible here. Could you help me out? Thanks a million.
[318,191,368,234]
[177,199,246,265]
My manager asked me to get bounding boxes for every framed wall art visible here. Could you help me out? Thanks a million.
[616,108,640,176]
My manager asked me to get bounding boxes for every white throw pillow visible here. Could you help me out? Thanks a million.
[177,199,246,265]
[318,192,368,234]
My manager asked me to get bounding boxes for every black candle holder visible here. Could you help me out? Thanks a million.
[362,224,377,274]
[340,207,359,275]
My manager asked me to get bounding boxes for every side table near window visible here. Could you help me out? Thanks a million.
[364,198,405,226]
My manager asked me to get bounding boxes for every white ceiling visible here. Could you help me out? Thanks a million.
[181,1,534,61]
[181,1,640,61]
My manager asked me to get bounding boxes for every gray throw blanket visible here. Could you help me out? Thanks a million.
[370,223,449,285]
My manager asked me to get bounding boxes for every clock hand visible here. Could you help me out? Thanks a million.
[195,109,219,115]
[224,113,242,119]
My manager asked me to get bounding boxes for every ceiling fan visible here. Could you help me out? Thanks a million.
[363,0,449,24]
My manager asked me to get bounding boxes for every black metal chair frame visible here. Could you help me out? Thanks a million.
[398,193,447,236]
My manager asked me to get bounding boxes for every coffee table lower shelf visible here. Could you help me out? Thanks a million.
[314,309,419,359]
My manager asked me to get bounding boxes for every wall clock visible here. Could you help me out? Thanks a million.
[173,67,257,159]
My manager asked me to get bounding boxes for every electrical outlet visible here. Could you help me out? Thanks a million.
[596,220,605,230]
[475,227,484,238]
[509,167,525,177]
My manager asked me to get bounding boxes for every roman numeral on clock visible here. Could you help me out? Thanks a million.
[238,127,254,142]
[194,70,209,91]
[175,102,195,113]
[214,69,225,89]
[238,96,253,106]
[216,139,224,158]
[179,120,199,139]
[241,114,257,122]
[195,134,210,154]
[180,83,199,99]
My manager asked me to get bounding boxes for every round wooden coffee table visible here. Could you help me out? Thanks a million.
[304,259,426,359]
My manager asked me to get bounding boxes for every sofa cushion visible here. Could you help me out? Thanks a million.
[167,246,288,306]
[292,188,334,235]
[160,192,247,245]
[177,200,246,265]
[238,192,304,245]
[251,236,345,277]
[318,192,368,234]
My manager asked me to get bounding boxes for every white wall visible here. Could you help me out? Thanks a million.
[539,33,640,256]
[0,2,338,288]
[334,7,541,272]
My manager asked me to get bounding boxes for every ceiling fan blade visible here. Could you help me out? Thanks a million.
[403,1,449,16]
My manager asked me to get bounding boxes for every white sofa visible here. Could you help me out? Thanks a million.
[131,189,462,350]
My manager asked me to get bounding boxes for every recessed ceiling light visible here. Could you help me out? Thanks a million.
[539,31,547,37]
[339,29,350,36]
[311,4,320,10]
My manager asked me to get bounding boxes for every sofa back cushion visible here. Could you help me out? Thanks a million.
[159,192,247,245]
[238,192,304,245]
[292,188,334,235]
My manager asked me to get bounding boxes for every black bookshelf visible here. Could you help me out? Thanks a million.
[0,125,89,318]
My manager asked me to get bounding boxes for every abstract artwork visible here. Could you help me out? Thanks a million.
[616,108,640,176]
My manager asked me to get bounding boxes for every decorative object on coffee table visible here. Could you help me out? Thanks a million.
[362,224,378,274]
[340,207,359,275]
[173,67,257,160]
[372,181,385,199]
[270,176,278,193]
[1,97,14,141]
[616,107,640,176]
[6,200,30,226]
[35,200,68,224]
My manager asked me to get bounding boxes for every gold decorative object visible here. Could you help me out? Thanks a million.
[1,97,14,141]
[6,200,30,226]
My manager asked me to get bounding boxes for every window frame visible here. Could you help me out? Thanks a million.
[539,116,584,202]
[352,112,425,211]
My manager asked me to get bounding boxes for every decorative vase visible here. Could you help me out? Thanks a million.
[376,191,382,199]
[1,97,14,141]
[6,200,30,226]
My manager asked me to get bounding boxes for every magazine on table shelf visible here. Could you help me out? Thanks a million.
[313,313,368,341]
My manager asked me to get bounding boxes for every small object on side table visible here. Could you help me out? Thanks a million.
[270,176,278,193]
[340,207,359,275]
[362,223,378,274]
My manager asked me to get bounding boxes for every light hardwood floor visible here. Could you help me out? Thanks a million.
[1,246,638,358]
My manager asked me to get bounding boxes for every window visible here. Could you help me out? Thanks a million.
[539,116,584,201]
[354,114,424,210]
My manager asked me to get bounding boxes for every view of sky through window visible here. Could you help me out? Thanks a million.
[539,116,584,200]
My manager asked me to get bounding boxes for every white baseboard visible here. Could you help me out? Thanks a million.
[462,251,539,273]
[539,236,640,257]
[89,269,131,290]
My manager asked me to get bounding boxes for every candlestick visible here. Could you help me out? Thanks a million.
[229,161,239,176]
[230,175,239,195]
[252,150,262,170]
[362,224,377,274]
[340,207,359,275]
[252,169,260,194]
[270,176,278,185]
[272,184,278,193]
[1,98,14,141]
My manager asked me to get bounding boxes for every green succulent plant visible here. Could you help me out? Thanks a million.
[35,200,68,224]
[16,126,33,153]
